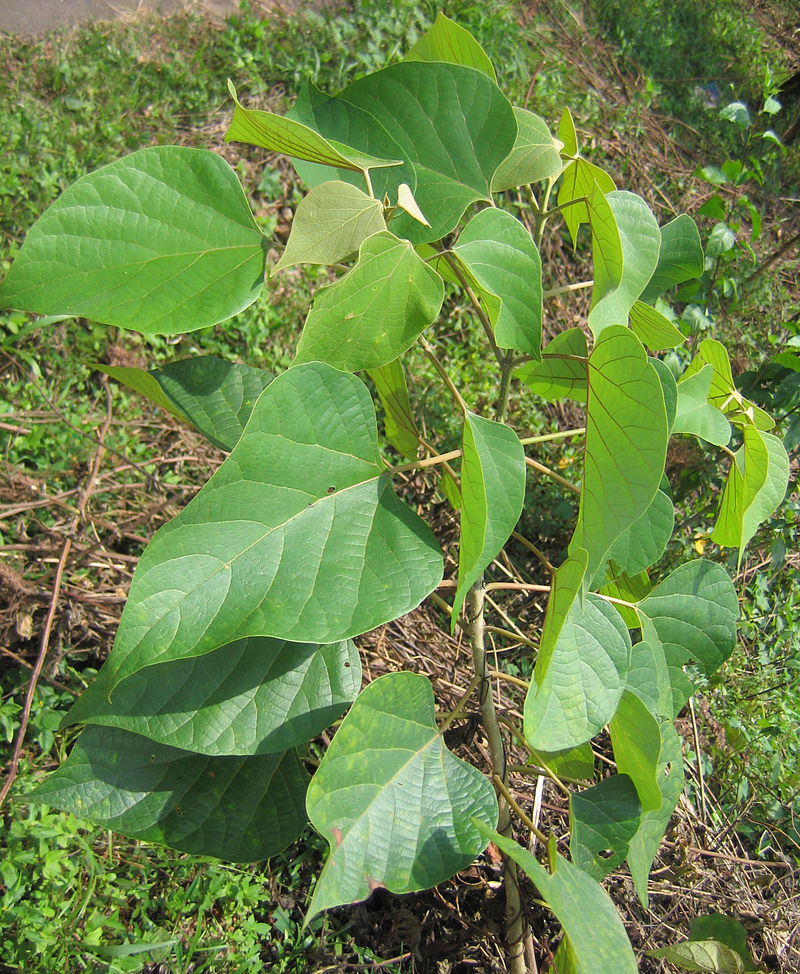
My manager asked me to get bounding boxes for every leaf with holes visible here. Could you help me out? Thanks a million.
[569,774,642,879]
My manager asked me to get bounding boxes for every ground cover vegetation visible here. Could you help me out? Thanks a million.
[0,2,798,972]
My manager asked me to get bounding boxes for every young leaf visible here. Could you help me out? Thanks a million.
[479,828,639,974]
[673,365,732,447]
[64,637,361,756]
[689,915,758,972]
[711,429,789,565]
[516,327,587,402]
[586,181,623,307]
[588,191,661,337]
[272,180,386,273]
[104,363,443,691]
[33,726,308,861]
[608,690,663,811]
[452,412,526,627]
[102,356,274,452]
[570,326,668,587]
[648,939,746,973]
[640,214,704,304]
[290,61,517,243]
[629,300,686,350]
[294,230,444,371]
[491,107,563,192]
[682,340,774,430]
[627,720,684,906]
[0,147,266,335]
[306,672,498,918]
[557,106,579,158]
[569,774,642,879]
[452,208,543,357]
[404,12,496,80]
[525,552,631,751]
[368,359,420,460]
[225,81,402,176]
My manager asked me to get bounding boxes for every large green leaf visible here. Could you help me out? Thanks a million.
[637,560,738,716]
[673,365,732,446]
[627,720,684,906]
[225,81,402,176]
[65,637,360,756]
[452,412,526,627]
[290,61,517,243]
[0,147,266,335]
[625,638,673,721]
[711,429,789,565]
[306,672,498,917]
[588,192,661,337]
[491,107,562,193]
[640,214,704,304]
[102,356,274,452]
[516,327,587,402]
[104,363,443,691]
[294,231,444,371]
[273,181,386,273]
[33,726,308,861]
[608,690,663,811]
[404,12,496,80]
[569,774,642,879]
[570,326,668,587]
[601,488,674,583]
[452,207,542,356]
[368,359,420,460]
[683,340,774,431]
[481,829,639,974]
[525,552,631,751]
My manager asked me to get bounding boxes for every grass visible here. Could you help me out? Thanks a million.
[1,0,798,970]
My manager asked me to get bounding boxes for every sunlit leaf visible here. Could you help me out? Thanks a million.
[629,300,686,350]
[404,12,496,80]
[609,691,663,811]
[673,365,732,446]
[682,340,774,430]
[492,107,562,192]
[516,327,587,402]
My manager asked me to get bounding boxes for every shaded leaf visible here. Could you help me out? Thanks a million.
[491,107,562,192]
[640,214,704,304]
[689,916,758,972]
[570,774,642,879]
[295,230,444,371]
[624,638,673,721]
[673,365,732,446]
[307,672,498,917]
[368,358,420,460]
[452,208,542,356]
[273,180,385,272]
[516,327,587,402]
[602,489,674,582]
[651,357,678,430]
[532,742,594,781]
[0,147,266,335]
[452,412,526,627]
[609,691,663,811]
[404,12,496,80]
[649,940,745,973]
[33,726,308,861]
[587,181,623,307]
[65,637,361,756]
[105,363,443,691]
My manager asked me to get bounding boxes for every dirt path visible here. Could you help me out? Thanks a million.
[0,0,274,37]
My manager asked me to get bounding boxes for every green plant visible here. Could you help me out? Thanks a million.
[0,15,790,971]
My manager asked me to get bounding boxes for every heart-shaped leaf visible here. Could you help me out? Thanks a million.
[404,12,496,79]
[452,208,543,356]
[307,672,498,917]
[0,147,266,335]
[673,365,732,446]
[569,774,642,879]
[601,488,674,582]
[558,157,616,249]
[649,940,746,974]
[105,362,443,691]
[33,726,308,861]
[65,637,361,756]
[491,107,562,192]
[295,231,444,371]
[516,327,587,402]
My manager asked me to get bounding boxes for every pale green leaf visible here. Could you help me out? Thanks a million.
[0,147,266,335]
[368,358,420,460]
[557,106,579,158]
[273,180,385,273]
[65,637,361,756]
[104,363,443,691]
[683,340,774,430]
[225,80,401,175]
[525,552,631,751]
[558,158,616,249]
[452,208,543,356]
[587,181,623,305]
[588,192,661,337]
[570,326,668,586]
[689,915,758,972]
[609,691,663,811]
[640,214,704,304]
[295,231,444,371]
[630,300,686,350]
[532,742,594,780]
[673,365,732,446]
[516,327,587,402]
[33,726,308,861]
[597,567,650,628]
[602,489,675,581]
[102,356,274,452]
[452,412,526,627]
[395,183,431,226]
[569,774,642,879]
[307,672,498,917]
[480,829,639,974]
[404,12,496,80]
[491,107,562,192]
[649,940,745,973]
[652,356,678,430]
[625,638,673,721]
[290,61,517,243]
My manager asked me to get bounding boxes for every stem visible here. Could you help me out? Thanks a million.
[542,280,593,299]
[493,775,548,845]
[525,456,581,494]
[511,531,555,574]
[534,176,556,250]
[438,671,483,734]
[420,336,468,415]
[442,251,503,364]
[520,427,585,446]
[388,447,463,476]
[495,355,515,425]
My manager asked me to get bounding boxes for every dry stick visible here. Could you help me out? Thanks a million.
[688,696,708,823]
